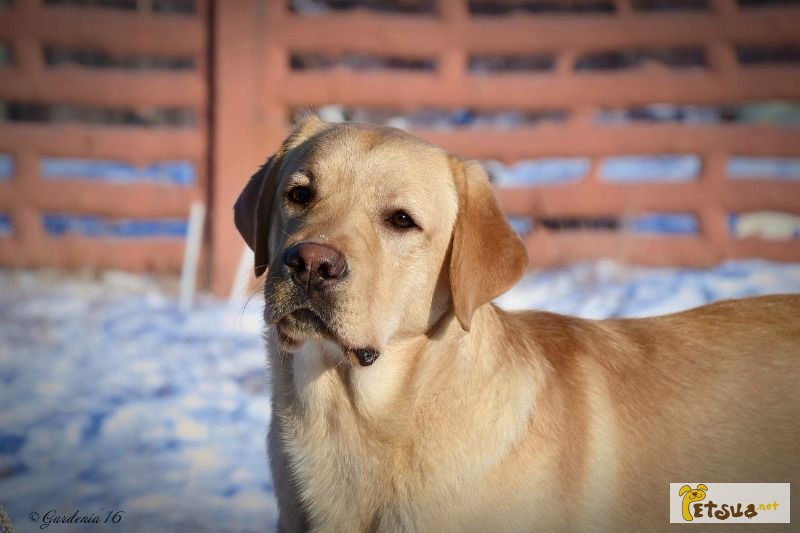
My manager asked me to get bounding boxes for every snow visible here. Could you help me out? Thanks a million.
[1,261,800,532]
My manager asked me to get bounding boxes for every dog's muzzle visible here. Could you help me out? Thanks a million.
[274,242,379,366]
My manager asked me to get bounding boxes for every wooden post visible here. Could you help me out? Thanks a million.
[210,0,263,295]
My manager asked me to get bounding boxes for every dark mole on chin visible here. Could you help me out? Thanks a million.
[354,348,380,366]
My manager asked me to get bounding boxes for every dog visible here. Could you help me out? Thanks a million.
[234,116,800,532]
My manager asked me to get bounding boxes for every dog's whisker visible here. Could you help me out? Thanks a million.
[238,278,266,321]
[333,352,351,371]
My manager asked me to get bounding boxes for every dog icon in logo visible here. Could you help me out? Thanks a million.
[679,484,708,521]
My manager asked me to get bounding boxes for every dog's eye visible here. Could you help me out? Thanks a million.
[388,210,416,230]
[287,186,313,206]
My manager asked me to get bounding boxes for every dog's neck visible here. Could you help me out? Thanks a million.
[270,311,460,427]
[269,303,542,436]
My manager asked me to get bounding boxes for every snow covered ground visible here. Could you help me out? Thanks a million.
[1,260,800,532]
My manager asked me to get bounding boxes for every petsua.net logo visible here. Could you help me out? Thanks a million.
[670,483,790,524]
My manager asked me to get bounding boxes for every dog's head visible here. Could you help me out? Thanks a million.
[234,116,528,363]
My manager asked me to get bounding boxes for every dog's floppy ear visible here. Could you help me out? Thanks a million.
[449,157,528,331]
[234,157,277,277]
[697,484,708,492]
[233,115,329,277]
[679,485,691,496]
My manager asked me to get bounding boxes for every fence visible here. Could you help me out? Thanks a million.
[0,0,208,273]
[1,1,799,294]
[211,0,800,294]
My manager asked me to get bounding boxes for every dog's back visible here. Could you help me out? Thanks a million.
[505,294,800,531]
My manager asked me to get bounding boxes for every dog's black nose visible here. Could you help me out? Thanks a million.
[692,492,698,497]
[284,242,347,293]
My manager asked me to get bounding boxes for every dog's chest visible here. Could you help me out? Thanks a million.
[278,394,404,531]
[281,411,471,532]
[275,342,398,530]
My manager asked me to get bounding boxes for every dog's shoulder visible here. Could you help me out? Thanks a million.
[494,307,619,377]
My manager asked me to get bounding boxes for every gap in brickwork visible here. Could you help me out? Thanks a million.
[468,1,615,15]
[292,106,568,129]
[44,46,196,71]
[600,155,702,182]
[729,212,800,240]
[469,53,556,74]
[0,154,12,180]
[0,213,11,236]
[0,154,14,182]
[632,0,709,10]
[737,0,800,7]
[596,102,800,125]
[0,42,11,67]
[40,157,196,185]
[506,216,533,235]
[42,214,188,238]
[42,0,195,14]
[727,156,800,180]
[575,47,708,71]
[736,44,800,65]
[484,158,590,186]
[290,52,436,72]
[492,155,701,185]
[532,214,698,235]
[288,0,437,15]
[152,0,193,12]
[625,213,698,234]
[0,101,196,128]
[539,216,620,231]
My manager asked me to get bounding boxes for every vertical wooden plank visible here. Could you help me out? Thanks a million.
[260,1,290,165]
[439,49,465,89]
[708,42,739,75]
[584,157,602,185]
[439,0,468,21]
[265,0,286,21]
[10,148,44,261]
[260,42,290,146]
[615,0,634,17]
[13,0,44,79]
[556,50,576,76]
[699,152,730,261]
[211,0,262,295]
[429,0,466,106]
[711,0,739,16]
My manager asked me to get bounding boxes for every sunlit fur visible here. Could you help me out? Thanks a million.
[234,117,800,533]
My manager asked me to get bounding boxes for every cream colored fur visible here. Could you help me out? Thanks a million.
[234,117,800,532]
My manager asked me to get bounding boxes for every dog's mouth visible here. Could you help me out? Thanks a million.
[282,308,330,335]
[274,309,380,366]
[275,307,331,346]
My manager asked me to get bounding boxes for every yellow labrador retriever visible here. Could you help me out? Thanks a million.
[234,116,799,532]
